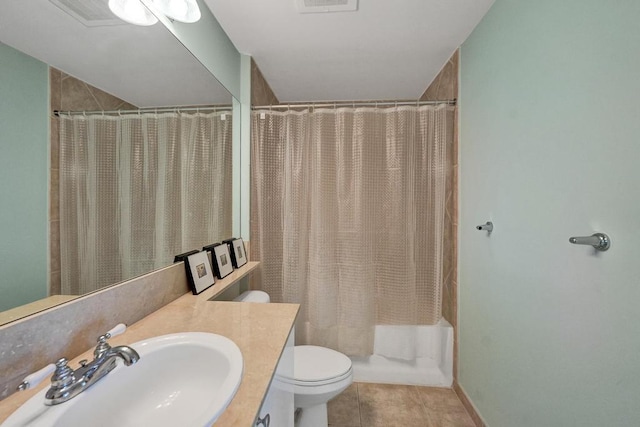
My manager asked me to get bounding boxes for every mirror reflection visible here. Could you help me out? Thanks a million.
[0,0,235,325]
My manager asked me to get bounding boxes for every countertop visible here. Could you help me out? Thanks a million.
[0,296,77,326]
[0,271,299,426]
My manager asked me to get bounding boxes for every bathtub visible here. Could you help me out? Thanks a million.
[350,318,453,386]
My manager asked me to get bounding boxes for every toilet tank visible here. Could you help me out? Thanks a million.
[234,290,270,303]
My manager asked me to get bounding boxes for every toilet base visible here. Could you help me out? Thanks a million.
[296,403,328,427]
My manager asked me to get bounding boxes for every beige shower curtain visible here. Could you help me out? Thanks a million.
[59,111,232,295]
[251,105,452,356]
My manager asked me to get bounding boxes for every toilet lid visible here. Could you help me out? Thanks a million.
[280,345,352,383]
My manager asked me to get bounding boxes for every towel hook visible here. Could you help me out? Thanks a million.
[476,221,493,232]
[569,233,611,251]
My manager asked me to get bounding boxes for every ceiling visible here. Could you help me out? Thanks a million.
[205,0,495,102]
[1,0,495,106]
[0,0,231,107]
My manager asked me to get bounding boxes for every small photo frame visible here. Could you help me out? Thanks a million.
[203,243,234,280]
[176,250,215,295]
[223,237,248,269]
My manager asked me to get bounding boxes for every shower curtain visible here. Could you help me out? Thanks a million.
[59,111,232,295]
[251,105,452,356]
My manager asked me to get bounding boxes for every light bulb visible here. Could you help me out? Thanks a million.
[169,0,189,19]
[108,0,158,26]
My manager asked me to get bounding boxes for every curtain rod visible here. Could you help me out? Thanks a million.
[251,99,456,110]
[54,105,232,117]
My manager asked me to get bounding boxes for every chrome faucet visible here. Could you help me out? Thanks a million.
[17,324,140,405]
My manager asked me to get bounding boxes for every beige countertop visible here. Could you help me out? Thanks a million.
[0,270,299,426]
[0,295,78,326]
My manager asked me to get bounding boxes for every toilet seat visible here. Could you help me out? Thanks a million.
[277,345,353,386]
[233,291,353,424]
[278,368,353,387]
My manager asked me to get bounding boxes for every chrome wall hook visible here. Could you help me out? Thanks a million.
[569,232,611,251]
[476,221,493,232]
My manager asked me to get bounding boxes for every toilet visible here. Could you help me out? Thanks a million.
[234,290,353,427]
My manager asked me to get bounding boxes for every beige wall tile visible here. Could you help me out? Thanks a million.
[420,50,459,379]
[49,169,59,222]
[251,58,279,106]
[49,117,59,168]
[49,220,60,278]
[60,75,101,111]
[89,85,133,111]
[49,68,61,111]
[421,51,459,102]
[49,270,61,296]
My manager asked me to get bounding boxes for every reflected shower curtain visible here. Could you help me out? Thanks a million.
[59,112,232,295]
[251,105,452,356]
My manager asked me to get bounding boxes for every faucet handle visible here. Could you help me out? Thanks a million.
[105,323,126,340]
[97,323,127,344]
[95,323,127,358]
[17,363,56,391]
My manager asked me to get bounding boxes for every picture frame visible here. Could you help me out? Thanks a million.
[175,250,215,295]
[223,237,248,268]
[203,243,234,280]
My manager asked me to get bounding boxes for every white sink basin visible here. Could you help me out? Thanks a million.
[3,332,243,427]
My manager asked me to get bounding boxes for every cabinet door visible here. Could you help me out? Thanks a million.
[256,330,294,426]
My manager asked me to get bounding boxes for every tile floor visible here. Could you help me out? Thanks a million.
[327,383,476,427]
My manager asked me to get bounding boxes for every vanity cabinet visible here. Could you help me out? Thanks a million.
[256,330,294,426]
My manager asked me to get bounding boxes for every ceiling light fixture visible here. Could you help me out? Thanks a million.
[108,0,158,26]
[152,0,201,23]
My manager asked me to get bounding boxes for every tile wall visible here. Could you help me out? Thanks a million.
[247,59,278,291]
[420,50,459,376]
[48,68,136,295]
[251,59,279,106]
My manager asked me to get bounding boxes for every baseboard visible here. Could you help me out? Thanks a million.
[453,380,488,427]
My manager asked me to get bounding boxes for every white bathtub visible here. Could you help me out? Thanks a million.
[350,318,453,386]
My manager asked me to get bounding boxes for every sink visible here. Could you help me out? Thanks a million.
[3,332,243,427]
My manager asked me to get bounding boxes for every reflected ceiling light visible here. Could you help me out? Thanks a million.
[108,0,158,26]
[152,0,201,23]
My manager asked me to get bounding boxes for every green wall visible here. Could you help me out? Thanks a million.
[459,0,640,425]
[0,43,49,311]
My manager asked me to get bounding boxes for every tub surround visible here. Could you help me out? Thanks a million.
[48,67,136,297]
[0,262,298,426]
[0,262,258,400]
[420,50,459,373]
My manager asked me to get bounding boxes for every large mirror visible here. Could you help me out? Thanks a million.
[0,0,237,325]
